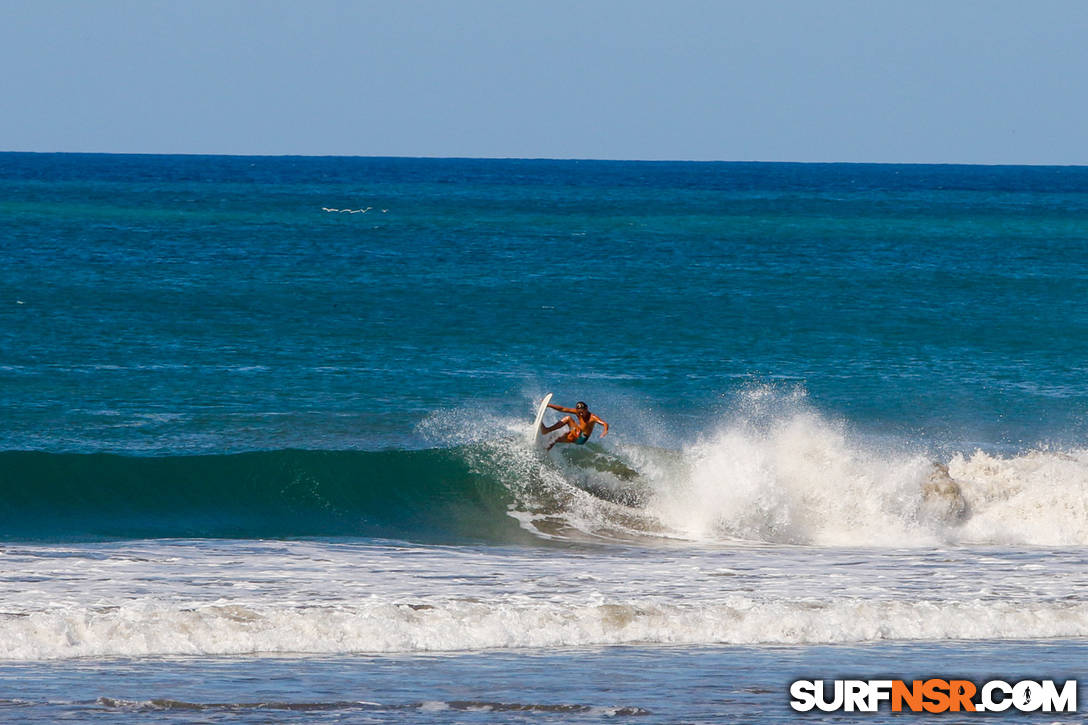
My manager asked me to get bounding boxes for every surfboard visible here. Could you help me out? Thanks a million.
[532,393,553,445]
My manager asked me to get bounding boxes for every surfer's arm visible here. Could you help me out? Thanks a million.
[547,403,578,414]
[593,415,609,438]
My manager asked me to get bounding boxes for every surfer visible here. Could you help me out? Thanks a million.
[540,401,609,451]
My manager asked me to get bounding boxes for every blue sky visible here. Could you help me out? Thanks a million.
[2,0,1085,163]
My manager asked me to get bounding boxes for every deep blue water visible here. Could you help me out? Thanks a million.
[4,153,1088,454]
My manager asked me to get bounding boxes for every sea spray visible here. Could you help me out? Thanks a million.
[948,449,1088,545]
[640,408,942,546]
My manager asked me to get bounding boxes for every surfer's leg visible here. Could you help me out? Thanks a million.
[546,429,577,451]
[541,416,571,434]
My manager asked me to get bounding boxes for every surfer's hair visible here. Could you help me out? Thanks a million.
[575,401,588,410]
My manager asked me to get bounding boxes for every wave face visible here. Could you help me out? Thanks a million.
[5,399,1088,546]
[0,449,525,542]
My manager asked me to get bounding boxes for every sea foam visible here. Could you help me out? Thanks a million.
[5,596,1087,660]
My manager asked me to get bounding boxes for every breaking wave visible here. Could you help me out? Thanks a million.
[3,391,1087,546]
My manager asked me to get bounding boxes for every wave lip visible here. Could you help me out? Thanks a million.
[5,596,1088,660]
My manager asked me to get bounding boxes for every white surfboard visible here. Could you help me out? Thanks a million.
[532,393,553,445]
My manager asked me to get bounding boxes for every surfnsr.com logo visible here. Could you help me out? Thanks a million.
[789,679,1078,713]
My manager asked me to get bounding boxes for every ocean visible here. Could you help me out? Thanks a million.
[1,153,1086,722]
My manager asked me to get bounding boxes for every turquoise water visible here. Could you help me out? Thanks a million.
[2,153,1087,721]
[4,155,1088,456]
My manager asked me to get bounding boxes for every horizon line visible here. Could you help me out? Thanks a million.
[2,149,1086,169]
